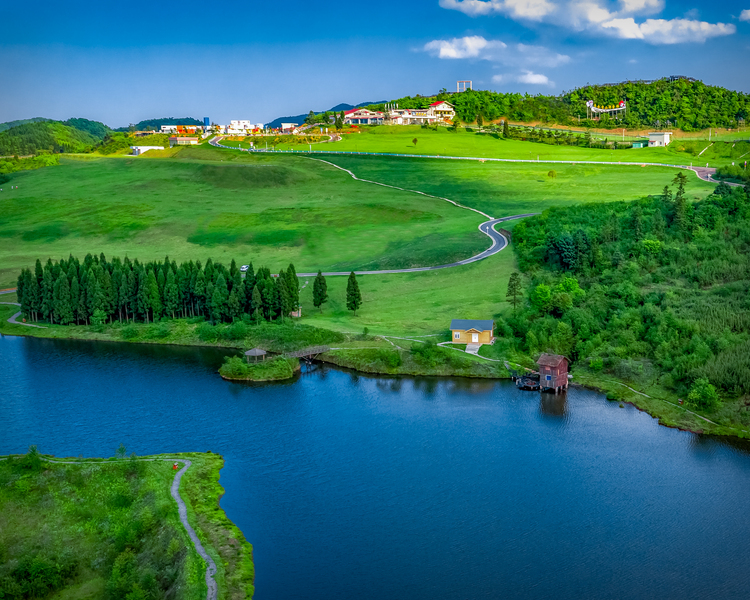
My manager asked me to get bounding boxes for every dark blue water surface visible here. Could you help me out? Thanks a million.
[2,334,750,599]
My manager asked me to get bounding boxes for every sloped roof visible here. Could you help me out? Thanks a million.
[245,348,267,356]
[450,319,494,332]
[536,353,567,367]
[430,101,453,107]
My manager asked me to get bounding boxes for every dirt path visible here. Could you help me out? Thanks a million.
[34,456,219,600]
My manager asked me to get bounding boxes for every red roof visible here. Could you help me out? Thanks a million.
[536,353,568,368]
[430,101,452,107]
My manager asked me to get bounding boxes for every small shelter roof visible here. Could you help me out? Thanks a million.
[536,353,567,367]
[244,348,267,357]
[450,319,494,332]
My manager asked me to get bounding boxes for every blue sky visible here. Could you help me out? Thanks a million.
[1,0,748,127]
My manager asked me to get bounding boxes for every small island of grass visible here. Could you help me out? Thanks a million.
[220,355,300,381]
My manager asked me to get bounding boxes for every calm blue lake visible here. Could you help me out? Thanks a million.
[2,334,750,599]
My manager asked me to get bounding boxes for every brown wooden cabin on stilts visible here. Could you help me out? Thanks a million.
[536,353,569,394]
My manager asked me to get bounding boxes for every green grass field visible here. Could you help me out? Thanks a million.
[0,148,486,288]
[315,125,737,167]
[0,142,718,335]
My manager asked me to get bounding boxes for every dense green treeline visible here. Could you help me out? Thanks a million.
[477,124,633,150]
[505,177,750,417]
[0,155,59,182]
[716,164,750,184]
[113,117,203,132]
[375,78,749,130]
[15,255,303,327]
[96,132,170,155]
[0,117,49,133]
[0,119,110,156]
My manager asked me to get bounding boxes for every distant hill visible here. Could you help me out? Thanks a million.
[0,118,51,133]
[386,77,749,131]
[113,117,204,132]
[0,119,110,156]
[265,101,386,129]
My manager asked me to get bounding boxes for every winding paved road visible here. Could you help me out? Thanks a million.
[0,455,218,600]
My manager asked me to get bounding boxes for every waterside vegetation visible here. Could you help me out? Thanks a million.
[0,446,254,599]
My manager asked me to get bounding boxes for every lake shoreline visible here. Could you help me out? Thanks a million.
[2,310,745,439]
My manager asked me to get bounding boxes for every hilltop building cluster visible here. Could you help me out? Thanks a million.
[344,101,455,126]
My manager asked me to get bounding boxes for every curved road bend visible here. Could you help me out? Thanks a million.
[0,301,47,328]
[0,456,219,600]
[296,214,536,277]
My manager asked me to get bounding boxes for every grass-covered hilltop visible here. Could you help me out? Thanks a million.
[0,446,254,599]
[2,75,750,437]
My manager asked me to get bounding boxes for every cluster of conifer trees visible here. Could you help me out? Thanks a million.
[15,254,366,326]
[15,255,307,326]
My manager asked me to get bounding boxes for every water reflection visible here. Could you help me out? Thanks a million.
[539,391,568,418]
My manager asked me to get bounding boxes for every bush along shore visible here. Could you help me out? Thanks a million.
[0,446,254,599]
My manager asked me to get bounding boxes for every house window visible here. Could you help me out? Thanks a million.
[546,375,551,381]
[454,332,460,339]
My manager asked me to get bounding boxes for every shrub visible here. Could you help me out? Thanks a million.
[121,325,139,340]
[548,170,557,178]
[687,377,721,411]
[196,322,217,342]
[372,349,402,369]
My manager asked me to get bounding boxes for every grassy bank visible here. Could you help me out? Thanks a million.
[0,448,253,599]
[319,339,507,379]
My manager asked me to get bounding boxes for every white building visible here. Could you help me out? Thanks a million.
[344,109,385,125]
[130,146,165,155]
[344,101,455,126]
[648,132,673,147]
[169,137,199,147]
[160,125,204,134]
[280,122,298,131]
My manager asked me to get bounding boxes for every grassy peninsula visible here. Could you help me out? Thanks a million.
[0,447,254,599]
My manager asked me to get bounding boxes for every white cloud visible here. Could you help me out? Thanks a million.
[423,35,570,66]
[439,0,736,44]
[492,70,555,86]
[423,35,502,58]
[439,0,555,20]
[603,17,736,43]
[518,70,554,85]
[740,9,750,22]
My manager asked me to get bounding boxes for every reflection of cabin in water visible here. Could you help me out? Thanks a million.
[536,353,569,394]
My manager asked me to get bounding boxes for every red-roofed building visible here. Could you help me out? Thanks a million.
[344,109,385,125]
[428,101,455,121]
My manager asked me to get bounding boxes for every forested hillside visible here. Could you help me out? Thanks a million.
[0,117,49,132]
[503,176,750,422]
[113,117,203,132]
[374,78,749,131]
[0,119,110,155]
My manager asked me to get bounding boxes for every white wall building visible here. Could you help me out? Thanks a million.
[648,132,673,147]
[280,122,298,131]
[130,146,165,155]
[344,101,455,126]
